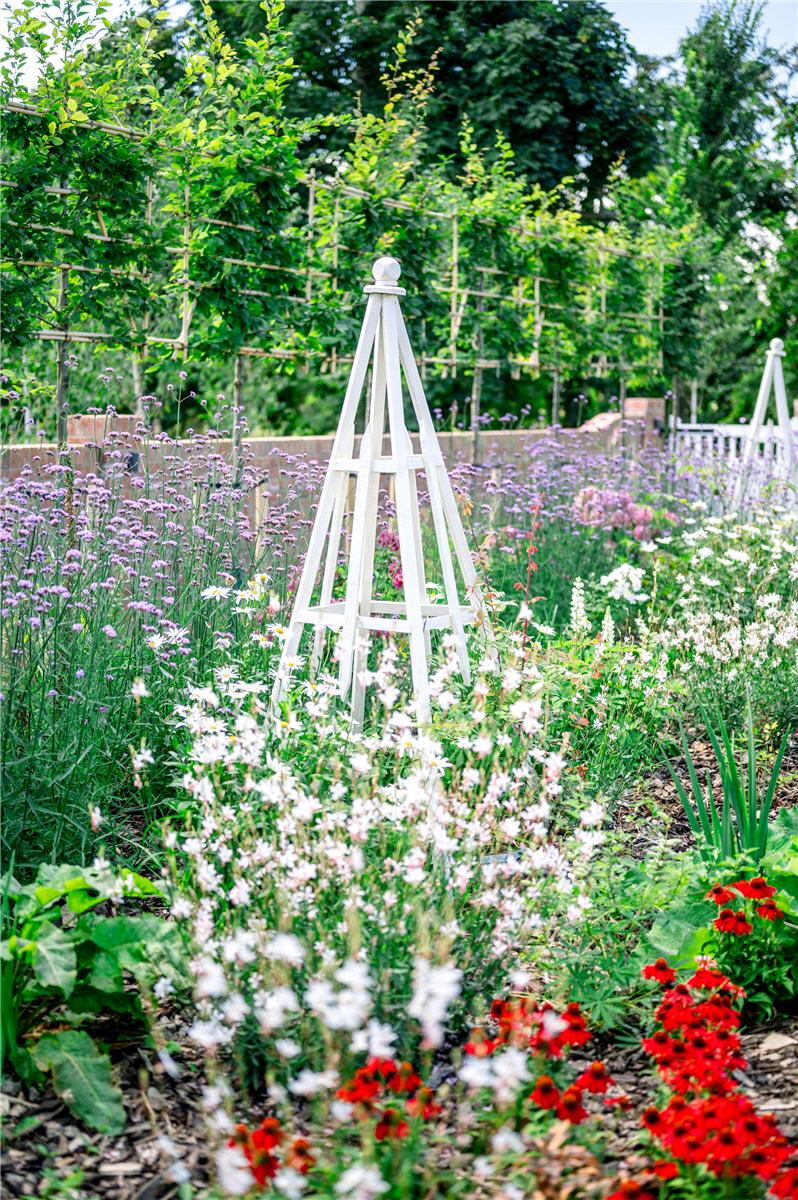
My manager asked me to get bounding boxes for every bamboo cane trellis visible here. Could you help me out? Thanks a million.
[2,101,673,454]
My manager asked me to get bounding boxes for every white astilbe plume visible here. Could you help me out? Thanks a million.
[408,957,462,1048]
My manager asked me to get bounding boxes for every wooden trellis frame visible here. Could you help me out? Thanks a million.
[2,100,673,457]
[273,256,481,727]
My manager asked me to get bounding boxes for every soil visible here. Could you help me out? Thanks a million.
[614,740,798,859]
[1,1005,210,1200]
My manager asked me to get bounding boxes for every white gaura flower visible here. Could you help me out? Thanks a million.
[409,957,462,1049]
[215,1144,252,1196]
[491,1047,531,1104]
[491,1126,525,1155]
[351,1019,397,1059]
[194,959,227,999]
[459,1056,494,1089]
[254,986,299,1032]
[288,1068,338,1097]
[265,933,306,965]
[274,1168,307,1199]
[334,1163,389,1199]
[275,1038,301,1059]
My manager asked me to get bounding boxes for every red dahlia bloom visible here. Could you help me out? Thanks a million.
[285,1138,315,1175]
[713,908,753,935]
[756,899,786,921]
[406,1086,441,1121]
[688,964,731,990]
[642,957,677,985]
[641,1106,665,1133]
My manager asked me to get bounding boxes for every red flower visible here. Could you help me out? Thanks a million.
[756,899,786,921]
[406,1086,441,1121]
[251,1118,283,1152]
[642,957,677,985]
[576,1060,613,1094]
[607,1184,657,1200]
[771,1166,798,1198]
[529,1075,560,1110]
[731,876,776,900]
[374,1107,409,1141]
[557,1085,588,1124]
[688,964,732,990]
[652,1160,679,1180]
[706,883,735,905]
[713,908,754,935]
[464,1028,496,1057]
[285,1138,315,1175]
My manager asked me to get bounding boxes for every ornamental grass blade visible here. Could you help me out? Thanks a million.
[758,731,789,861]
[746,700,758,849]
[663,723,713,852]
[702,708,746,853]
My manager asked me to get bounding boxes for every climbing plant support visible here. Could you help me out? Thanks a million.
[272,257,481,727]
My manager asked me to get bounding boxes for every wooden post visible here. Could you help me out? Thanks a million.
[55,268,70,452]
[690,379,698,424]
[232,352,245,488]
[304,170,316,374]
[134,169,155,419]
[533,215,542,372]
[471,269,484,464]
[449,214,459,379]
[179,181,191,362]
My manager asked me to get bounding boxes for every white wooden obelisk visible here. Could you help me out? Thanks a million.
[272,256,481,725]
[734,338,794,504]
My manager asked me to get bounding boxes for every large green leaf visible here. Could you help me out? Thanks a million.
[31,1031,126,1134]
[32,923,77,995]
[645,897,712,964]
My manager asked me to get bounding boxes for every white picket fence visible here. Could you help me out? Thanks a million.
[668,416,798,508]
[668,417,793,467]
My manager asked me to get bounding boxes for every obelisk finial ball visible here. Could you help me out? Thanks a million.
[372,256,401,283]
[769,337,784,353]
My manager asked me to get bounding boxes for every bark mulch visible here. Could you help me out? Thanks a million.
[1,1007,210,1200]
[614,740,798,858]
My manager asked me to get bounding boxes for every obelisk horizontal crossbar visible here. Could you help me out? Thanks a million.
[272,255,482,726]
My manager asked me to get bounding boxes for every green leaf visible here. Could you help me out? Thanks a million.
[646,897,712,963]
[33,923,77,995]
[31,1031,125,1134]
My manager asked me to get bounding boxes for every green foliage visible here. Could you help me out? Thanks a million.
[0,861,183,1130]
[30,1030,126,1135]
[645,837,798,1018]
[671,0,795,238]
[665,705,788,862]
[270,0,660,197]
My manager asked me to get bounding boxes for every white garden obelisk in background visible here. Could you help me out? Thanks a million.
[734,337,795,504]
[272,256,481,726]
